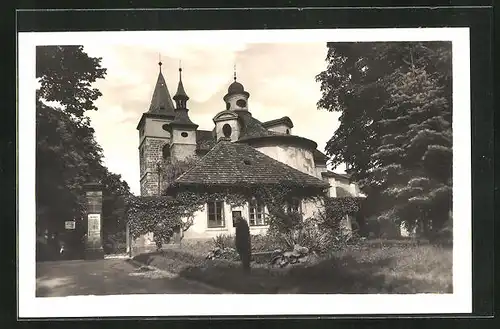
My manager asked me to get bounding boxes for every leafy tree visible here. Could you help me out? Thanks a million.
[316,42,452,237]
[37,46,106,120]
[36,46,130,238]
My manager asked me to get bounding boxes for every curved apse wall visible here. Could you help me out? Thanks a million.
[253,142,316,176]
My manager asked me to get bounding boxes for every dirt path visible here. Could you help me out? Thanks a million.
[36,258,225,297]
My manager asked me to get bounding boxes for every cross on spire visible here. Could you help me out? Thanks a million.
[233,63,237,81]
[158,53,162,72]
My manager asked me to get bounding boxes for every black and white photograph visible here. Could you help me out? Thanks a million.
[18,27,472,317]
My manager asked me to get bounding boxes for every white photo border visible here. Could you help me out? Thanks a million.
[18,27,471,318]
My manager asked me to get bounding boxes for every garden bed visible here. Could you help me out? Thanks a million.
[133,240,452,294]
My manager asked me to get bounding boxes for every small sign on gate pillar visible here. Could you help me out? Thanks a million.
[84,181,105,259]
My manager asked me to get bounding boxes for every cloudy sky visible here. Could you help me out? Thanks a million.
[81,41,343,195]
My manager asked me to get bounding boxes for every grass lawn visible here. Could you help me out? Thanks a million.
[133,239,452,294]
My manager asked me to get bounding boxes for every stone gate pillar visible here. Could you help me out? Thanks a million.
[84,181,104,259]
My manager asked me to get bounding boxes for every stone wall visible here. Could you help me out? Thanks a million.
[171,143,197,162]
[139,136,169,196]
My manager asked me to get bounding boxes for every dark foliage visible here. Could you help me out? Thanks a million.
[36,45,130,243]
[316,42,452,236]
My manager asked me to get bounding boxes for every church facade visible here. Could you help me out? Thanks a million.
[136,61,361,243]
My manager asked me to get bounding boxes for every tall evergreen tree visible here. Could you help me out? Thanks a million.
[316,42,452,237]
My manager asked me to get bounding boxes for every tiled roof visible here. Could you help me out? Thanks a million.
[148,71,176,116]
[173,71,188,100]
[170,109,197,127]
[313,149,328,163]
[172,140,329,188]
[261,116,294,129]
[236,111,279,140]
[321,171,351,180]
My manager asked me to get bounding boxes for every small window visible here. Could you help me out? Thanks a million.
[286,198,301,214]
[236,99,247,108]
[162,144,171,159]
[226,102,230,110]
[249,199,267,226]
[207,201,225,228]
[222,124,232,138]
[286,129,290,135]
[181,132,188,138]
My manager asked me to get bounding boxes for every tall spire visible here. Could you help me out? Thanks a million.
[148,58,175,116]
[169,62,197,128]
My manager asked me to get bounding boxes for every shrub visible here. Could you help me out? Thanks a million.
[264,197,363,255]
[212,233,234,250]
[103,231,127,254]
[251,234,281,252]
[267,218,357,254]
[267,211,304,233]
[320,197,363,230]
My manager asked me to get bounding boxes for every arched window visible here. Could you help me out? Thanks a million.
[226,102,230,110]
[222,124,232,138]
[286,129,290,135]
[162,144,171,159]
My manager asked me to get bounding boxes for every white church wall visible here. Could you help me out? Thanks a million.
[302,198,323,219]
[180,198,334,241]
[335,177,358,196]
[214,118,241,142]
[183,201,270,239]
[254,143,316,176]
[143,117,170,140]
[225,93,249,111]
[170,128,197,162]
[183,204,230,240]
[315,163,327,178]
[325,177,337,197]
[170,128,196,145]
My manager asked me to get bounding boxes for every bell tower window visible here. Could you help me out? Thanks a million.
[222,124,232,138]
[236,99,247,108]
[226,102,230,110]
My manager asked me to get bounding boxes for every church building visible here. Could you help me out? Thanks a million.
[136,60,361,244]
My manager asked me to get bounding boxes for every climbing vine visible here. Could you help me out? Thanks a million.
[125,180,328,243]
[315,196,365,231]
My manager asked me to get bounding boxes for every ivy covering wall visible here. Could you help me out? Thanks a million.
[125,180,364,243]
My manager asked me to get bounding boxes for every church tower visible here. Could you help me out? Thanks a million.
[137,60,176,196]
[214,70,250,141]
[223,69,250,112]
[163,65,198,163]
